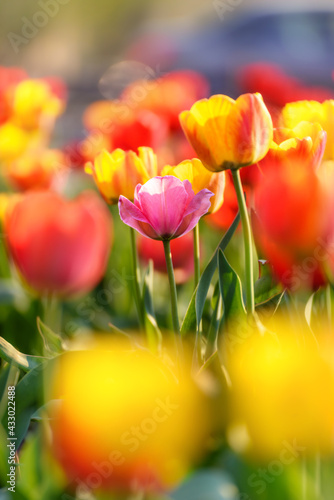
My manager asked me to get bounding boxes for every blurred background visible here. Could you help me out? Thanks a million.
[1,0,334,144]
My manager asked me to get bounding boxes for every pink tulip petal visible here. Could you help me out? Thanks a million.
[182,179,196,203]
[118,196,159,239]
[174,188,213,238]
[137,176,189,238]
[134,183,143,209]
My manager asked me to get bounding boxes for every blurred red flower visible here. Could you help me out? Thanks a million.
[0,66,27,125]
[122,70,209,131]
[253,161,332,290]
[137,231,194,284]
[239,63,333,109]
[83,101,168,162]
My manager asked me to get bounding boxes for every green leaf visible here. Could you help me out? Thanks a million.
[37,317,64,357]
[142,261,162,351]
[181,214,240,337]
[205,282,223,360]
[218,250,246,320]
[255,290,286,323]
[0,279,26,305]
[0,337,45,372]
[180,286,197,336]
[254,261,283,305]
[195,212,240,328]
[305,285,333,335]
[17,422,67,500]
[0,488,30,500]
[0,364,11,402]
[170,469,239,500]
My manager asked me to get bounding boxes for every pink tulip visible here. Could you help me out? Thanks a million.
[119,175,213,240]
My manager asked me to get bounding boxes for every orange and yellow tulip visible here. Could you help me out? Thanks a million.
[5,149,66,191]
[85,147,157,204]
[179,93,273,172]
[162,158,225,213]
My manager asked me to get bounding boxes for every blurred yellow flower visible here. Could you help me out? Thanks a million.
[49,338,209,493]
[226,319,334,461]
[179,93,273,172]
[10,79,64,130]
[282,100,334,160]
[85,147,158,204]
[162,158,225,214]
[0,123,30,163]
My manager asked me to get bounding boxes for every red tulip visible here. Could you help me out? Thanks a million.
[239,63,333,108]
[5,191,112,297]
[0,66,27,125]
[83,101,168,161]
[254,160,332,290]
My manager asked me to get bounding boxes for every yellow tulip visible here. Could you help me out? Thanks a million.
[0,123,29,163]
[179,93,273,172]
[48,338,209,493]
[226,318,334,461]
[282,100,334,160]
[259,121,327,172]
[11,79,64,130]
[162,158,225,213]
[85,147,157,204]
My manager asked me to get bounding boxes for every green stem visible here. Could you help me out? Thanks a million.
[205,294,222,360]
[129,227,145,330]
[163,240,181,340]
[315,453,321,499]
[301,456,307,500]
[231,169,255,315]
[193,224,203,364]
[43,294,61,333]
[326,284,332,327]
[193,224,201,289]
